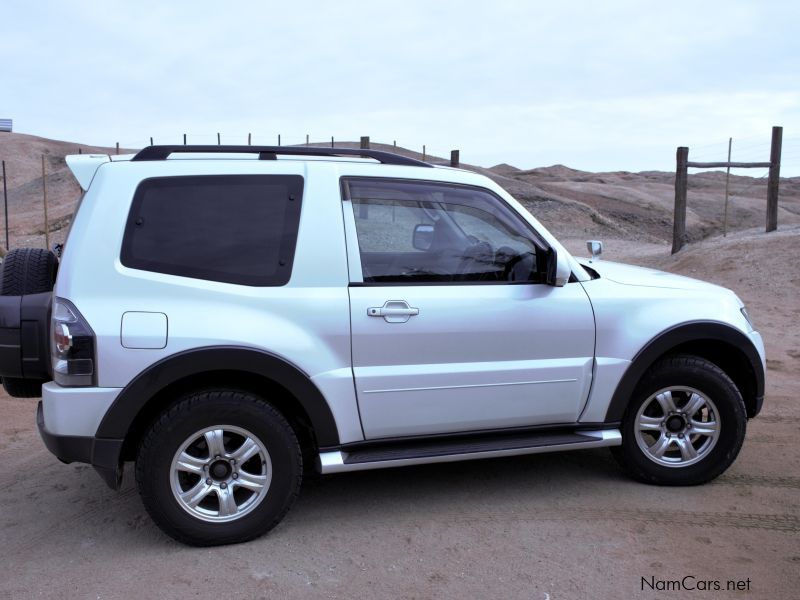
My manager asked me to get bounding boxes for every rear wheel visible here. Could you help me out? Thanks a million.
[612,355,746,485]
[136,390,302,546]
[0,247,58,397]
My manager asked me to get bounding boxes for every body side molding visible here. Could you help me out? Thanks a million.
[603,321,765,422]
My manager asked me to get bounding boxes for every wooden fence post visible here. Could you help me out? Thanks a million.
[672,146,689,254]
[183,134,187,145]
[723,137,732,237]
[248,133,251,145]
[115,142,119,155]
[217,132,221,145]
[358,137,370,217]
[450,150,460,167]
[2,160,8,250]
[331,136,334,148]
[306,134,309,146]
[278,134,281,146]
[41,156,50,250]
[422,145,426,161]
[766,126,782,232]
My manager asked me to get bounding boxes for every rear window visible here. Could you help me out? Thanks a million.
[121,175,303,286]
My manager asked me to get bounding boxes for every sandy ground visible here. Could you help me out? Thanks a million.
[0,227,798,599]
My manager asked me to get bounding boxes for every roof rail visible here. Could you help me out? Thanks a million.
[131,145,433,167]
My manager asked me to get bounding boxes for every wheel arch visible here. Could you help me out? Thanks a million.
[604,322,765,422]
[96,346,341,461]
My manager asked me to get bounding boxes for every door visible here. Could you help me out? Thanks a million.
[342,177,595,439]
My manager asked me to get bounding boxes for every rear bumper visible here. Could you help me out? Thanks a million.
[37,401,124,489]
[41,382,120,437]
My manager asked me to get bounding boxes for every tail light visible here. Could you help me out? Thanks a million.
[51,298,95,386]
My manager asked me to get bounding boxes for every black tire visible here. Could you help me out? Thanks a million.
[136,390,302,546]
[1,247,58,295]
[611,355,746,486]
[0,248,58,397]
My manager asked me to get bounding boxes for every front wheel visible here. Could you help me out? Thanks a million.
[136,390,302,546]
[611,355,746,485]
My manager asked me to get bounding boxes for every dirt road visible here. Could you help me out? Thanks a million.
[1,232,798,599]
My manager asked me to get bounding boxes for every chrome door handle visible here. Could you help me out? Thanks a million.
[367,300,419,323]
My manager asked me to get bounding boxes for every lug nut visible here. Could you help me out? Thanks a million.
[206,478,212,485]
[232,472,239,479]
[220,482,228,489]
[678,434,684,439]
[229,459,236,465]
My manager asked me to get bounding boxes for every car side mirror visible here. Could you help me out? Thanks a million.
[545,247,570,287]
[587,240,603,261]
[412,224,434,251]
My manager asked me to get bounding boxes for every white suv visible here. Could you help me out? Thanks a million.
[0,145,766,546]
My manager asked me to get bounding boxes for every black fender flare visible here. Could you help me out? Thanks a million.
[603,322,765,422]
[96,346,341,447]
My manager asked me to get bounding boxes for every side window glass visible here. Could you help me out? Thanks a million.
[347,179,543,284]
[352,195,434,253]
[121,175,303,286]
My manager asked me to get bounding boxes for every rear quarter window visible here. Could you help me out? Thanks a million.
[121,175,303,286]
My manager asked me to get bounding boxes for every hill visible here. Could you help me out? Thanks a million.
[0,132,798,251]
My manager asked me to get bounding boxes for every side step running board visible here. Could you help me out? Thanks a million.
[318,429,621,474]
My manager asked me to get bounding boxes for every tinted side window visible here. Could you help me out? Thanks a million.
[121,175,303,286]
[345,179,543,284]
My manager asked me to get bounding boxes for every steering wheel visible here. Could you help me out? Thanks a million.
[495,246,525,281]
[455,240,494,280]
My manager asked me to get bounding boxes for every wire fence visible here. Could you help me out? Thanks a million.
[97,133,459,165]
[78,130,800,178]
[0,135,464,254]
[0,131,796,256]
[686,134,800,177]
[671,126,793,252]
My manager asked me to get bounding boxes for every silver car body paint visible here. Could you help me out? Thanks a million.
[41,155,765,468]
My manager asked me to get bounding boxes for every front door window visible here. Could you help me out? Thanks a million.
[345,179,545,284]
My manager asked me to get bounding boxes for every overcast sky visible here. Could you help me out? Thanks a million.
[2,1,799,175]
